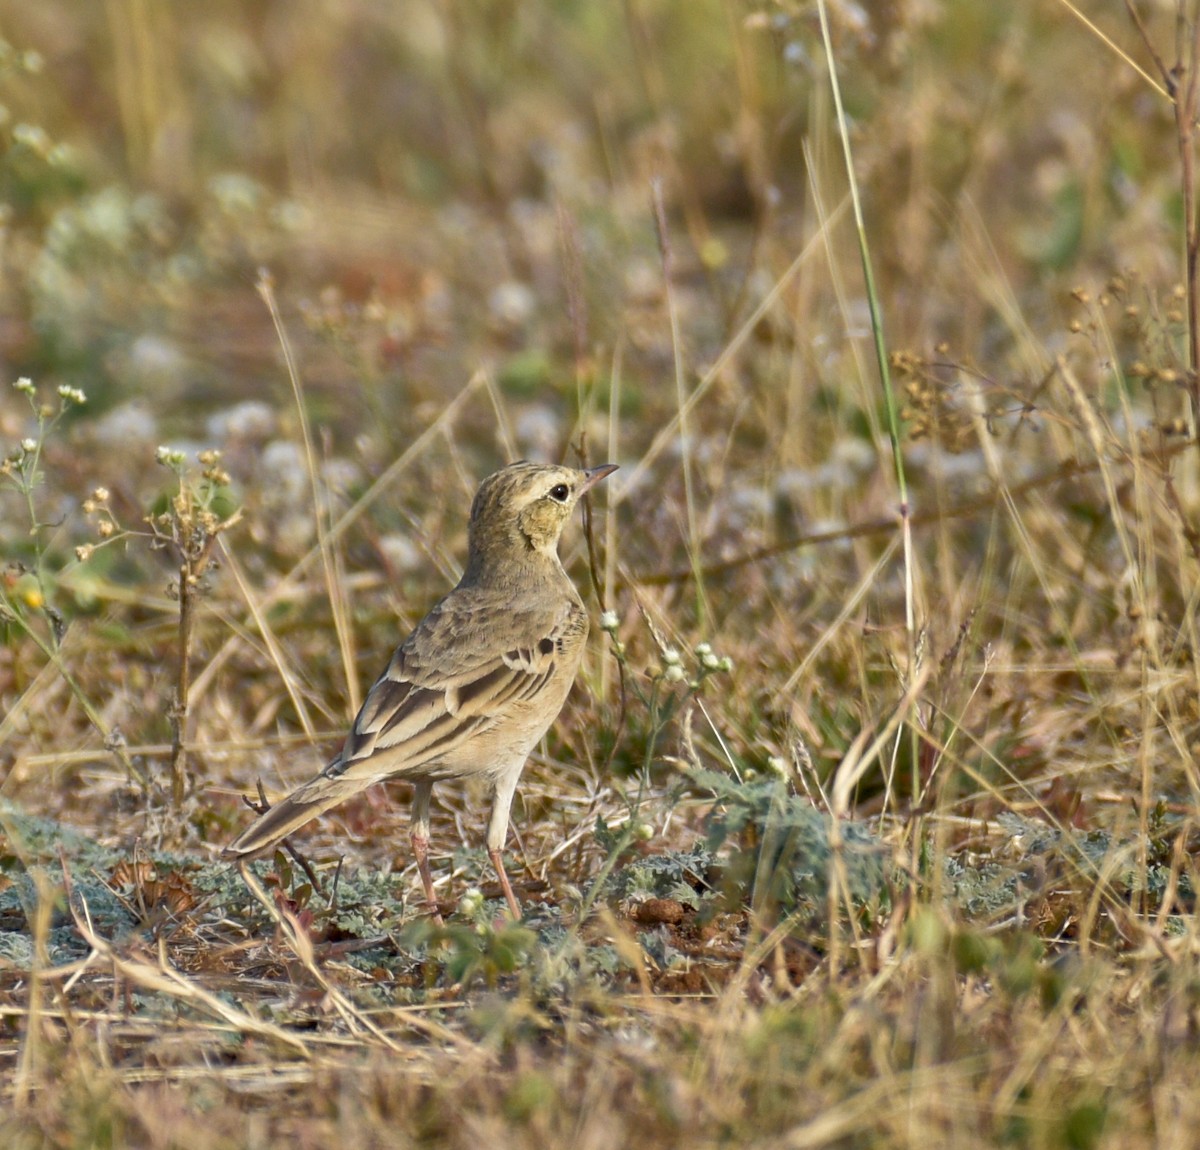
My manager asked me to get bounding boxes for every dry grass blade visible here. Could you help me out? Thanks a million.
[188,371,488,709]
[234,865,471,1055]
[257,270,361,715]
[217,539,320,741]
[55,860,314,1061]
[233,865,400,1052]
[616,203,847,500]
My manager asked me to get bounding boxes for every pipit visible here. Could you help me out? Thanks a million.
[223,460,617,920]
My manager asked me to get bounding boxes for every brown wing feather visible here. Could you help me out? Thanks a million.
[222,585,579,860]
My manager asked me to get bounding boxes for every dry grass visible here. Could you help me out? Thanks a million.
[2,2,1200,1147]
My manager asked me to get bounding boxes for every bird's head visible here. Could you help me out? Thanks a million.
[467,460,617,568]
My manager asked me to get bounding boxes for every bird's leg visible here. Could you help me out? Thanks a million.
[487,771,523,919]
[488,846,523,920]
[410,781,442,925]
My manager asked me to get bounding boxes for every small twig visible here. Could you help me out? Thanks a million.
[0,612,148,788]
[1122,0,1174,91]
[650,176,707,626]
[1119,2,1200,449]
[328,857,344,915]
[238,782,324,895]
[633,441,1193,586]
[169,525,228,808]
[557,197,590,380]
[257,269,360,717]
[1187,18,1200,442]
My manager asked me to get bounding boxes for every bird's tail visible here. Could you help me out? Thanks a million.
[222,772,359,861]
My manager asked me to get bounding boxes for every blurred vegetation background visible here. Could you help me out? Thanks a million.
[0,1,1180,430]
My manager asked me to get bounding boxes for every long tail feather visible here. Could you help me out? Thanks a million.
[222,773,359,860]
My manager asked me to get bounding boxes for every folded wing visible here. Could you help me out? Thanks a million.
[222,588,581,859]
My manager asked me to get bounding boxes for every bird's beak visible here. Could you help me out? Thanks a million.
[579,463,618,495]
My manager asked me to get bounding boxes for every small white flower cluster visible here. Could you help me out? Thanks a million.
[57,383,87,406]
[2,381,37,478]
[155,445,187,469]
[76,487,117,562]
[0,40,42,73]
[694,641,733,674]
[599,607,733,687]
[599,609,628,658]
[12,122,50,156]
[458,887,484,918]
[657,640,733,687]
[661,646,684,682]
[11,377,88,408]
[765,756,789,779]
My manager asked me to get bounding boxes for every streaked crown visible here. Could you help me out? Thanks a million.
[466,460,616,570]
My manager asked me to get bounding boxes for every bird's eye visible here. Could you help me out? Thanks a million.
[549,484,570,502]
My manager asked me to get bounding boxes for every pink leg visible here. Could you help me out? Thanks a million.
[488,846,523,920]
[411,829,443,925]
[410,781,442,924]
[487,771,523,919]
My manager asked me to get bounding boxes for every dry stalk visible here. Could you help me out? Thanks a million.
[11,868,56,1109]
[163,488,243,809]
[1123,0,1200,450]
[187,373,487,721]
[257,269,360,717]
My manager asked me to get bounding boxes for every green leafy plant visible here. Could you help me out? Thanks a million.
[0,377,144,787]
[400,900,538,990]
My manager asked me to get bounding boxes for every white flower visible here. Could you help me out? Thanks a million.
[599,609,619,632]
[12,377,34,394]
[20,438,36,453]
[663,664,685,683]
[57,384,87,405]
[662,647,681,666]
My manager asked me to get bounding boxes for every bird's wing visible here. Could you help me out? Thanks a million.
[322,588,583,784]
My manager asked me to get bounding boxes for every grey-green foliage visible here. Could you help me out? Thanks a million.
[606,843,718,909]
[696,768,889,919]
[946,809,1194,917]
[0,799,137,963]
[608,770,890,923]
[0,797,118,871]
